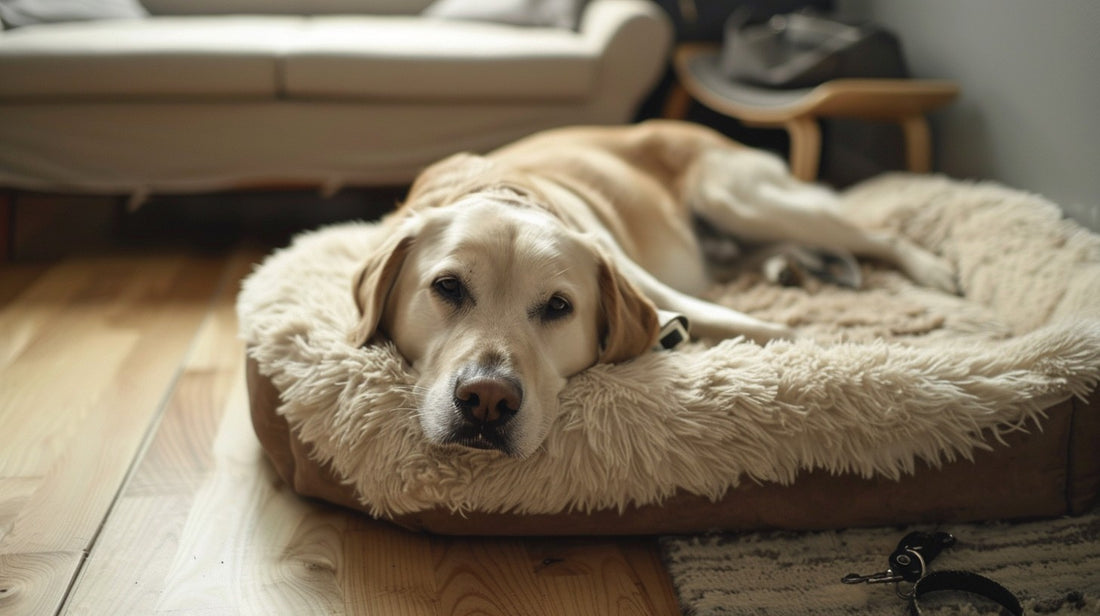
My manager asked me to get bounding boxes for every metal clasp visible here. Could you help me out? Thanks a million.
[842,531,955,598]
[842,570,904,585]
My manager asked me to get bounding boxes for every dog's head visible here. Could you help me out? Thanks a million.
[349,160,657,457]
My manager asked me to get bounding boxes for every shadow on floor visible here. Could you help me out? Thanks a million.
[8,186,407,261]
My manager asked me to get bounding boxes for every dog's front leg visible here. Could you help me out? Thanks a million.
[613,254,795,344]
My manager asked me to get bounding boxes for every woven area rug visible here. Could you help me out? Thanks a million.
[659,507,1100,615]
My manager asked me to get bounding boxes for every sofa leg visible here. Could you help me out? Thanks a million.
[0,190,13,262]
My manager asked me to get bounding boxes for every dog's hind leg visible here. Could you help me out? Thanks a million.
[688,148,958,294]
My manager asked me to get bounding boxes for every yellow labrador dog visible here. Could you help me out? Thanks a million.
[350,120,956,457]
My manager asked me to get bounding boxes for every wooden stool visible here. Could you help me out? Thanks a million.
[665,43,960,181]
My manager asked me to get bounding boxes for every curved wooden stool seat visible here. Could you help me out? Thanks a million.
[665,43,960,181]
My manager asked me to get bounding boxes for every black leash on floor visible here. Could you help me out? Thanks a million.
[842,531,1023,615]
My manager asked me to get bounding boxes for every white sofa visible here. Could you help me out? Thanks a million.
[0,0,670,200]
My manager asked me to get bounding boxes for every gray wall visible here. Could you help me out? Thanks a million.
[837,0,1100,231]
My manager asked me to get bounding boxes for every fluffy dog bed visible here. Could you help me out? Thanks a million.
[238,173,1100,534]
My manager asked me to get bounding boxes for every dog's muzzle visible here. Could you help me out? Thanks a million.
[445,366,523,453]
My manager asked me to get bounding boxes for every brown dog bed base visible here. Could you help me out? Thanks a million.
[238,173,1100,534]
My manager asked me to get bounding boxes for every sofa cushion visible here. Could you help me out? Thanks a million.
[0,16,304,100]
[0,0,148,29]
[139,0,433,16]
[282,16,597,102]
[421,0,585,30]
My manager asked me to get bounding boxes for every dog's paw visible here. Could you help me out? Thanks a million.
[909,252,960,295]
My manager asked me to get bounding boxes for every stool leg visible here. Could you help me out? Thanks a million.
[785,117,821,181]
[662,83,693,120]
[901,114,932,173]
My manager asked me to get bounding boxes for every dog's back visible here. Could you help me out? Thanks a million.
[488,119,740,213]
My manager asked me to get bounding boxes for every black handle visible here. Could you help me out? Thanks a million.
[890,531,956,582]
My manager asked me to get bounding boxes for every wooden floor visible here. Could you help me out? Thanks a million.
[0,241,681,615]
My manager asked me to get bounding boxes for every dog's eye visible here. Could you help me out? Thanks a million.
[541,295,573,322]
[432,276,466,305]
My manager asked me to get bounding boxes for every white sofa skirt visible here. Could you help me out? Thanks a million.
[0,100,640,198]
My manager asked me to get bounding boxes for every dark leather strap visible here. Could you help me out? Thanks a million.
[909,570,1023,616]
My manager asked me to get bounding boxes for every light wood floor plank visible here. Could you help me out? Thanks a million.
[617,540,683,615]
[145,366,359,615]
[433,538,553,616]
[63,249,261,615]
[527,540,673,616]
[0,259,89,368]
[0,550,82,616]
[0,329,135,480]
[59,495,190,616]
[344,518,440,616]
[0,256,175,370]
[0,251,232,616]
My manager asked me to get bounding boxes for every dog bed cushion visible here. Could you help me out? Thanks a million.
[238,173,1100,533]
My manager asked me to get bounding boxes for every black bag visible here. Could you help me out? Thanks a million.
[720,10,909,89]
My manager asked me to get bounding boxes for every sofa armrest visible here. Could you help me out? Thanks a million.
[579,0,672,117]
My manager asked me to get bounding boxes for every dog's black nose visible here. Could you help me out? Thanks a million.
[454,376,522,426]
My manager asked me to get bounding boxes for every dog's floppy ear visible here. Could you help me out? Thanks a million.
[349,226,417,348]
[596,254,659,364]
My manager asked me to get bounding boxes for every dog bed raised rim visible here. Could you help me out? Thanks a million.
[238,173,1100,535]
